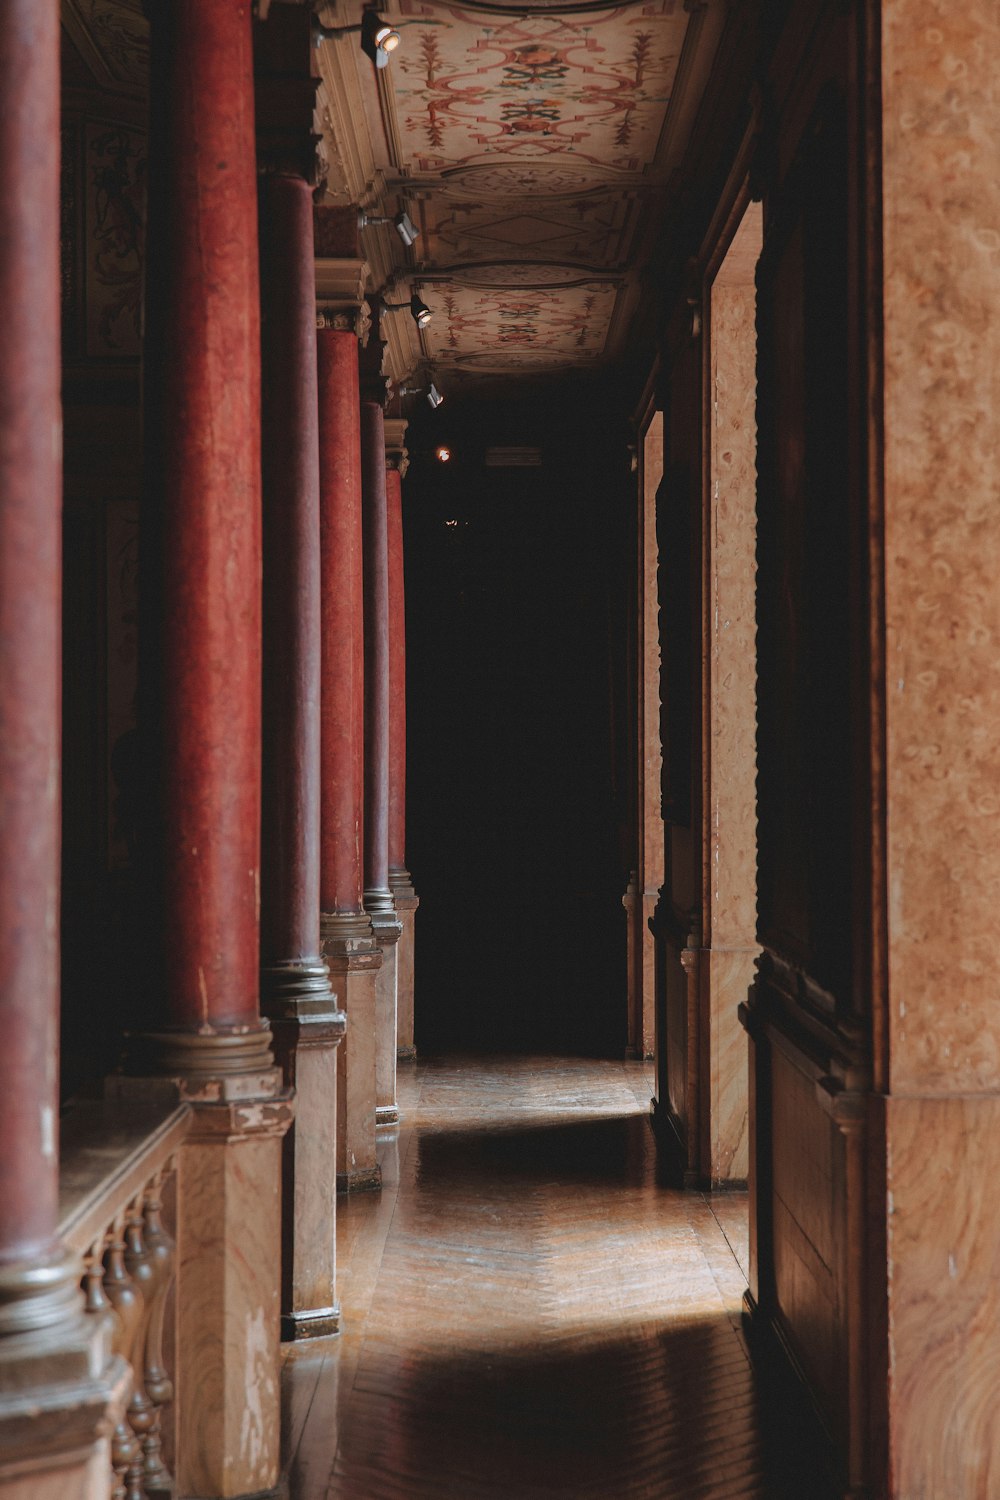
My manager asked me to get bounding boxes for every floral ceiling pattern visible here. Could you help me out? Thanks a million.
[380,0,693,383]
[62,0,711,388]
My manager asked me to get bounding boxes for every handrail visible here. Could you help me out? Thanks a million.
[59,1099,192,1499]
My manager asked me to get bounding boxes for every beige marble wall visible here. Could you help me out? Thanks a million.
[882,3,1000,1487]
[886,1095,1000,1495]
[639,413,664,1060]
[883,1,1000,1096]
[700,206,761,1185]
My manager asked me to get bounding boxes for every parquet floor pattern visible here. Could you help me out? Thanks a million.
[281,1056,835,1499]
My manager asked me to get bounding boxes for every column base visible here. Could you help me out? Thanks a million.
[0,1274,130,1500]
[396,1045,417,1061]
[375,1105,400,1128]
[336,1164,382,1194]
[109,1041,293,1499]
[323,911,382,1191]
[280,1303,341,1343]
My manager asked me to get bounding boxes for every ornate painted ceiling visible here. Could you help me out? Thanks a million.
[316,0,724,389]
[60,0,725,392]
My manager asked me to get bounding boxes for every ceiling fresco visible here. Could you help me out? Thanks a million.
[358,0,697,386]
[61,0,725,391]
[390,3,683,174]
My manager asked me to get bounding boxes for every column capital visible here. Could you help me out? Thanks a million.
[315,252,371,345]
[317,298,371,343]
[384,416,410,476]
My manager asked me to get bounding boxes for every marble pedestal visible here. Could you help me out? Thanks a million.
[323,914,382,1192]
[370,912,403,1126]
[0,1305,128,1500]
[389,872,418,1060]
[109,1062,292,1499]
[270,1002,347,1339]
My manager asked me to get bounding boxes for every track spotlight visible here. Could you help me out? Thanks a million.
[361,9,400,66]
[400,381,444,409]
[409,294,432,329]
[358,210,419,247]
[383,293,434,329]
[312,9,401,69]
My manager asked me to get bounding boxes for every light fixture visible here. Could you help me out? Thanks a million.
[436,446,451,464]
[409,294,432,328]
[383,293,433,329]
[400,381,444,409]
[312,9,401,69]
[358,210,419,247]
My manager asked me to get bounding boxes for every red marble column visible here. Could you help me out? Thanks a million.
[259,175,344,1340]
[134,6,290,1489]
[385,450,419,1060]
[319,329,367,924]
[259,171,335,1007]
[361,401,402,1123]
[140,0,269,1068]
[0,0,78,1328]
[318,320,382,1186]
[386,463,407,878]
[361,402,393,915]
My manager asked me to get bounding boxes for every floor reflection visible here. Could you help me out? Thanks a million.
[281,1055,836,1498]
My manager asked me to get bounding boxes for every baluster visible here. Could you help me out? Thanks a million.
[122,1195,157,1500]
[102,1221,143,1500]
[138,1170,176,1494]
[84,1244,132,1500]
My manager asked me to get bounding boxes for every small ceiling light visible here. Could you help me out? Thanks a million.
[358,210,419,247]
[409,294,432,328]
[383,293,433,329]
[361,8,400,67]
[312,10,401,69]
[436,447,451,464]
[400,380,444,409]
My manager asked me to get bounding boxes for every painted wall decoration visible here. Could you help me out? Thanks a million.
[105,499,139,870]
[85,122,147,357]
[61,124,81,355]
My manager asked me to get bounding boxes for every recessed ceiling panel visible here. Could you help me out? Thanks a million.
[424,282,619,367]
[393,1,687,175]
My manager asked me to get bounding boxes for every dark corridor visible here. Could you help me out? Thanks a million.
[404,386,635,1057]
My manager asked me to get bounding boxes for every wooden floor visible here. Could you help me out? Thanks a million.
[281,1056,836,1499]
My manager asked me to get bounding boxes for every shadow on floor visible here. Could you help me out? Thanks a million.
[286,1316,841,1500]
[284,1058,842,1500]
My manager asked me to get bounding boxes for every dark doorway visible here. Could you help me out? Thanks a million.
[405,382,633,1056]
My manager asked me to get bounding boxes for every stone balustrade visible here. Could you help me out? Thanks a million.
[59,1102,192,1500]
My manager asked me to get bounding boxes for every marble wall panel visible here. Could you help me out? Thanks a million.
[886,1095,1000,1494]
[703,947,752,1183]
[641,414,665,1061]
[708,279,758,953]
[883,0,1000,1093]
